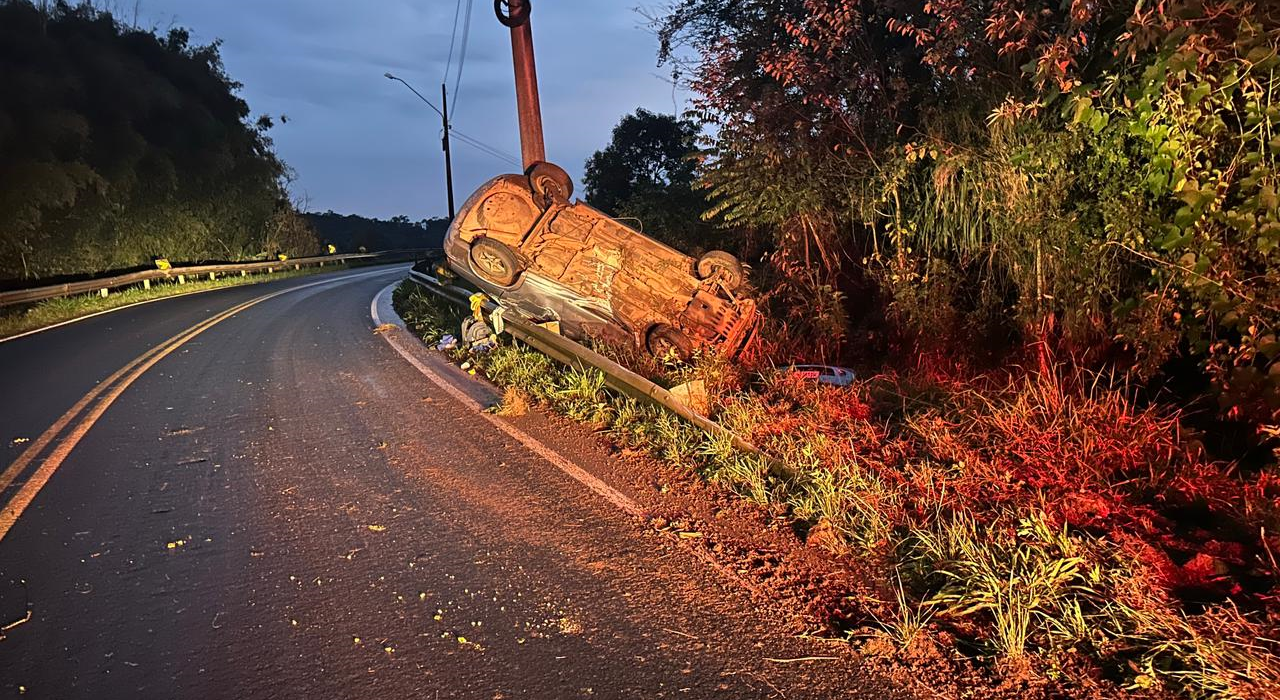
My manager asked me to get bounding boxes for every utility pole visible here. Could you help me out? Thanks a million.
[501,0,546,170]
[383,72,455,219]
[440,83,456,219]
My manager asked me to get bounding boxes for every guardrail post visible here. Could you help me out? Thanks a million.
[241,270,247,277]
[99,288,108,298]
[143,279,150,290]
[178,274,185,284]
[209,272,215,281]
[267,267,273,274]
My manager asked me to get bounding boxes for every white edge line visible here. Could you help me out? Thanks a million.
[371,281,645,518]
[2,264,404,345]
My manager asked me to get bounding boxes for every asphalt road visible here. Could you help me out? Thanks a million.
[0,266,890,699]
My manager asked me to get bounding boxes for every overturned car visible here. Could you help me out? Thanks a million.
[443,162,758,360]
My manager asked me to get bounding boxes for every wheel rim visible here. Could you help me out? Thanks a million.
[535,175,565,200]
[698,257,740,286]
[475,249,509,278]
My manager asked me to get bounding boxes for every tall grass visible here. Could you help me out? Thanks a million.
[392,281,1280,698]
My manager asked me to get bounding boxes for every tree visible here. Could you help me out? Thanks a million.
[0,0,317,281]
[583,108,722,253]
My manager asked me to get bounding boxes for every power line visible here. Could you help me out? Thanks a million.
[450,130,521,167]
[386,72,517,167]
[451,125,519,162]
[450,131,520,167]
[443,0,463,84]
[449,0,474,119]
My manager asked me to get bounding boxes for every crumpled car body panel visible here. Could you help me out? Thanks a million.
[444,174,758,356]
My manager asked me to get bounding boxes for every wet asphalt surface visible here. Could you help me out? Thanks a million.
[0,266,889,699]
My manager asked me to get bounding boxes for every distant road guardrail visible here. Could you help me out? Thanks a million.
[0,250,431,308]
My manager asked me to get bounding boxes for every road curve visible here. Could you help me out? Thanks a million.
[0,266,893,698]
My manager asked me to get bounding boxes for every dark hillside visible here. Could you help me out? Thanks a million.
[302,212,446,253]
[0,0,316,282]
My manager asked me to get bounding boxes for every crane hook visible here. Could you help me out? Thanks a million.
[494,0,530,28]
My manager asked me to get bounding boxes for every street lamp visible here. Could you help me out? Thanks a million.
[385,72,456,219]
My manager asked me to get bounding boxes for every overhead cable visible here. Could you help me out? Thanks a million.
[443,0,463,83]
[449,0,474,119]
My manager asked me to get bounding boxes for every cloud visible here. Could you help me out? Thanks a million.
[139,0,690,220]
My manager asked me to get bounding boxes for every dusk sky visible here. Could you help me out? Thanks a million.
[139,1,689,221]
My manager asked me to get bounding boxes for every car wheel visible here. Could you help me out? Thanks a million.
[494,0,530,27]
[469,238,523,287]
[526,161,573,206]
[646,324,693,361]
[695,250,744,291]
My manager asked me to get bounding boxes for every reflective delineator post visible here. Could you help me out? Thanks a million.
[507,0,545,170]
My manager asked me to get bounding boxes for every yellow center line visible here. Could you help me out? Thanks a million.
[0,300,250,496]
[0,267,399,542]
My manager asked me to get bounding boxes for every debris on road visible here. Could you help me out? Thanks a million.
[435,334,458,352]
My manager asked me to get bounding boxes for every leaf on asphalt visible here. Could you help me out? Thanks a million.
[11,437,29,445]
[166,539,186,549]
[366,524,386,532]
[678,531,703,539]
[373,323,397,334]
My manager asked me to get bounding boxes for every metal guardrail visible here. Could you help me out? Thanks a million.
[0,250,429,308]
[406,269,789,478]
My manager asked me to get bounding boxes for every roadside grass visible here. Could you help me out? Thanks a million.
[393,281,1280,699]
[0,266,335,339]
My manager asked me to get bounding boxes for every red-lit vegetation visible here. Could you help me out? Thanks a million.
[639,1,1280,693]
[396,281,1280,697]
[707,361,1280,697]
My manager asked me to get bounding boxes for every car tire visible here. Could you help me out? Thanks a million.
[494,0,530,27]
[526,161,573,206]
[695,250,744,291]
[646,324,693,361]
[469,238,523,287]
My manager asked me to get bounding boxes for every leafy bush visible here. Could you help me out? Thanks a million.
[656,0,1280,429]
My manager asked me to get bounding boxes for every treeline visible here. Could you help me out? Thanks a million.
[0,0,317,282]
[303,212,446,253]
[656,0,1280,429]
